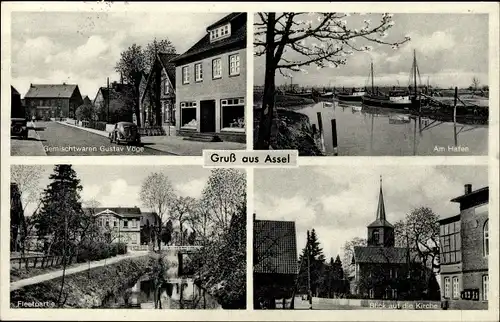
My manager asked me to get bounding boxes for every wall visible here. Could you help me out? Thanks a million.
[175,48,246,134]
[461,204,488,273]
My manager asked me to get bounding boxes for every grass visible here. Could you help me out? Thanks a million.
[10,255,154,308]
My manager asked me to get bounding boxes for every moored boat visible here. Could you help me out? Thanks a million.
[336,88,365,102]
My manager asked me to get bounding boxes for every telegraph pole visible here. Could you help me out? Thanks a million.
[307,230,312,310]
[107,77,110,123]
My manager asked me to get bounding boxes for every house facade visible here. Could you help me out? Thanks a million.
[439,185,489,310]
[171,13,246,143]
[141,53,178,134]
[24,84,83,120]
[89,207,142,246]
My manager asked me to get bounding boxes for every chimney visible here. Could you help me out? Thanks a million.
[30,83,33,87]
[63,82,66,85]
[464,184,472,195]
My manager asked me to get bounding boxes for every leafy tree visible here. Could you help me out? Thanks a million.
[200,169,246,237]
[139,172,176,250]
[144,38,176,73]
[254,12,411,149]
[162,219,173,245]
[75,102,97,122]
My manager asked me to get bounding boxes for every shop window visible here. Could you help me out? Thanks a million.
[181,102,197,129]
[221,98,244,132]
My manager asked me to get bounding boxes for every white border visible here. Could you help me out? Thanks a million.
[1,1,499,321]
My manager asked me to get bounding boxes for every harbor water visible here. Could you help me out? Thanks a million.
[296,101,488,156]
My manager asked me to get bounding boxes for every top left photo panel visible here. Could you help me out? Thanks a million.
[10,11,247,156]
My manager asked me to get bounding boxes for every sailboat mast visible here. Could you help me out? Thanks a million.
[371,61,374,94]
[413,49,417,98]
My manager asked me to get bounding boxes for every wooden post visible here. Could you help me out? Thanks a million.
[331,119,338,156]
[316,112,325,153]
[316,112,323,134]
[453,87,458,146]
[312,124,317,136]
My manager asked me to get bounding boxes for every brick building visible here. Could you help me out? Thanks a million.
[24,83,83,120]
[439,184,489,310]
[171,12,246,143]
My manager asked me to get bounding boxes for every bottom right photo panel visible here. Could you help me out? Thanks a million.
[253,165,489,310]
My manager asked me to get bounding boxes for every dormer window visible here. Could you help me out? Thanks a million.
[210,23,231,42]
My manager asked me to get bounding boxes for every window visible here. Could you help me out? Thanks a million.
[113,221,117,227]
[195,63,203,82]
[373,230,380,245]
[394,268,398,278]
[221,98,245,132]
[482,275,488,301]
[392,289,397,299]
[229,54,240,76]
[123,220,128,228]
[209,23,231,42]
[182,66,190,84]
[131,234,137,244]
[105,220,109,227]
[440,221,461,264]
[180,101,197,129]
[212,58,222,79]
[483,220,489,256]
[444,277,450,298]
[132,219,137,228]
[369,289,374,299]
[164,79,170,94]
[452,277,460,299]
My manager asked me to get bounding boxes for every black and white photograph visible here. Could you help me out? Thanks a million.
[253,13,489,156]
[253,166,489,310]
[10,165,246,309]
[10,11,247,156]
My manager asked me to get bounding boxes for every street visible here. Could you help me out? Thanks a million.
[11,121,174,156]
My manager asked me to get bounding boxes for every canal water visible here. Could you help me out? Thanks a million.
[295,101,488,156]
[101,251,221,309]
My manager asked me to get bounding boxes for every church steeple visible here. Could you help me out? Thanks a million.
[367,175,395,247]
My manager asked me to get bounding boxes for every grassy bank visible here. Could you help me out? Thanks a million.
[10,255,154,308]
[254,108,323,156]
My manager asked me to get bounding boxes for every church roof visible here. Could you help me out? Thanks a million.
[353,246,408,264]
[368,176,394,228]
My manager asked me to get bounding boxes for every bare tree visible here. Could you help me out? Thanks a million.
[341,237,367,278]
[170,196,196,245]
[254,12,411,149]
[394,207,440,273]
[471,76,480,92]
[140,172,176,250]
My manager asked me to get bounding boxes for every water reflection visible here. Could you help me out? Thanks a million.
[298,101,487,156]
[102,276,220,309]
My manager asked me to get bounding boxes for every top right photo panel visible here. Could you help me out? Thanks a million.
[253,13,489,156]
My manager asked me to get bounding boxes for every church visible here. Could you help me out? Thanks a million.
[349,177,410,300]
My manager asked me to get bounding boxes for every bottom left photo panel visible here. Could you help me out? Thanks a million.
[9,164,247,310]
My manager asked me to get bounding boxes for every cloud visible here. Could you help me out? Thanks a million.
[174,178,206,198]
[256,194,316,227]
[82,179,141,208]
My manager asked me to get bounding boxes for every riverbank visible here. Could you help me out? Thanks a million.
[254,107,323,156]
[10,255,154,308]
[253,92,315,108]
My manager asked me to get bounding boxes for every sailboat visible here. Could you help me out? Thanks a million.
[362,50,421,110]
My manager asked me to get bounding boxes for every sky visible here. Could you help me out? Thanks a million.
[21,165,225,216]
[10,12,228,99]
[254,13,489,89]
[254,165,488,262]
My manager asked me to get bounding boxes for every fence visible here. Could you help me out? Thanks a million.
[139,126,165,136]
[10,255,72,270]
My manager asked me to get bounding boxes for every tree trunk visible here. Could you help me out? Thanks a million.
[255,13,277,150]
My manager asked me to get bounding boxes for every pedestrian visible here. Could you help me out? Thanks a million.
[31,114,36,123]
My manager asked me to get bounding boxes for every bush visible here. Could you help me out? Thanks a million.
[75,241,127,263]
[88,121,107,131]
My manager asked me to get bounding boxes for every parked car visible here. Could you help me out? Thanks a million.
[109,121,141,145]
[11,118,28,139]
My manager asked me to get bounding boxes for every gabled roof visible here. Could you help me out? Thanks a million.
[158,52,178,85]
[450,186,489,203]
[254,219,298,275]
[84,207,142,218]
[25,84,78,99]
[171,13,246,65]
[11,86,20,96]
[206,12,241,30]
[353,246,408,264]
